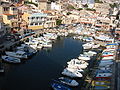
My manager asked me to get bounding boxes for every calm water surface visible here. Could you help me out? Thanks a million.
[0,37,83,90]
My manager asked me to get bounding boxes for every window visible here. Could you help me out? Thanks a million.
[12,8,17,11]
[39,23,42,25]
[7,15,14,20]
[31,17,35,20]
[3,7,9,11]
[30,23,34,26]
[35,23,38,25]
[36,17,39,19]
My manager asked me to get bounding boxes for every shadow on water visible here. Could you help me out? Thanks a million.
[0,37,83,90]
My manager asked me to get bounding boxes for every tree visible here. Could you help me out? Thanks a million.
[67,5,75,10]
[95,0,103,3]
[24,1,38,7]
[83,4,88,8]
[77,8,83,11]
[67,12,72,15]
[56,19,62,25]
[109,3,117,8]
[86,8,96,11]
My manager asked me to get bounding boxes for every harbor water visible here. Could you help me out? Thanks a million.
[0,37,83,90]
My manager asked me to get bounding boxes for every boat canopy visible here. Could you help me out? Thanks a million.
[106,43,118,46]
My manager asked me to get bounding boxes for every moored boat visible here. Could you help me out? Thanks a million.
[54,77,79,87]
[94,85,110,90]
[62,68,83,78]
[51,82,71,90]
[1,55,21,63]
[5,51,27,59]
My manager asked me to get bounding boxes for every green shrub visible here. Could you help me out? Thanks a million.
[25,1,38,7]
[56,19,62,25]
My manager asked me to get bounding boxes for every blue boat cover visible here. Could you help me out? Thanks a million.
[107,43,118,45]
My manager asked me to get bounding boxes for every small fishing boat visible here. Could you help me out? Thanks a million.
[94,85,110,90]
[102,56,114,60]
[102,52,114,57]
[96,73,112,78]
[2,55,21,63]
[51,82,71,90]
[100,59,113,62]
[57,77,79,86]
[95,69,112,73]
[99,62,113,66]
[5,51,27,59]
[93,80,110,87]
[102,54,114,57]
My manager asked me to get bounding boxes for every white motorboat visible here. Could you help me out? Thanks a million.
[78,55,90,61]
[88,51,97,55]
[68,64,87,69]
[83,52,95,57]
[92,44,100,49]
[42,42,52,48]
[37,43,43,49]
[62,69,83,78]
[5,51,27,59]
[25,41,38,50]
[67,59,88,64]
[67,59,88,69]
[82,42,94,49]
[66,67,84,72]
[2,55,21,63]
[96,73,112,77]
[58,77,79,86]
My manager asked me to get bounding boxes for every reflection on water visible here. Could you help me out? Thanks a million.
[0,37,83,90]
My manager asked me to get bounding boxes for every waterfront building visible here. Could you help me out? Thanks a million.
[87,0,94,8]
[25,0,38,4]
[0,16,6,35]
[94,3,110,15]
[0,15,10,43]
[62,12,80,24]
[51,2,62,11]
[1,0,24,3]
[38,0,48,11]
[0,2,21,32]
[28,13,47,30]
[81,0,87,5]
[43,11,57,28]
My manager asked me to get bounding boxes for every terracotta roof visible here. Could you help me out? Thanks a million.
[38,0,48,2]
[3,14,16,16]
